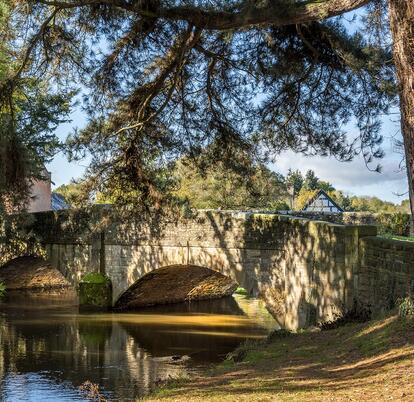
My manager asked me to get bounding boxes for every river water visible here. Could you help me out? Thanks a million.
[0,290,277,401]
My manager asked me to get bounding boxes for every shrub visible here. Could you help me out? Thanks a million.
[397,297,414,317]
[0,212,46,266]
[377,212,411,237]
[271,201,290,211]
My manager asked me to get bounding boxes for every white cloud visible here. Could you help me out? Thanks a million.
[272,150,408,203]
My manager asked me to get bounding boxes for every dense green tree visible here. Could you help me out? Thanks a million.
[170,156,288,210]
[348,195,407,213]
[54,182,87,207]
[302,170,335,192]
[318,180,336,193]
[333,191,352,211]
[286,169,304,195]
[57,154,289,210]
[303,170,319,191]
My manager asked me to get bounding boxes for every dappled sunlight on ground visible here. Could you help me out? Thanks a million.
[355,315,397,338]
[146,315,414,402]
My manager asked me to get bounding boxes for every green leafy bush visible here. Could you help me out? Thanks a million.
[270,201,290,211]
[397,297,414,317]
[377,212,411,237]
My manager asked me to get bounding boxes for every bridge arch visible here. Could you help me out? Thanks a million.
[113,264,239,310]
[104,242,261,305]
[0,256,72,290]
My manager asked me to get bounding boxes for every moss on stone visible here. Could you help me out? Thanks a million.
[79,272,112,310]
[234,287,248,296]
[81,272,111,284]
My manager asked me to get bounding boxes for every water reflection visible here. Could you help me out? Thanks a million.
[0,290,276,401]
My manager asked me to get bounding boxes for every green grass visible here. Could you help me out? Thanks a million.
[145,315,414,402]
[233,287,248,296]
[380,233,414,242]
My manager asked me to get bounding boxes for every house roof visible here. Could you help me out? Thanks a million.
[302,189,344,212]
[51,192,69,210]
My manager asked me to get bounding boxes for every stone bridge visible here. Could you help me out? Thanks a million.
[2,208,383,330]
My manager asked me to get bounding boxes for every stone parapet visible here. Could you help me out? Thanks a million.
[357,236,414,312]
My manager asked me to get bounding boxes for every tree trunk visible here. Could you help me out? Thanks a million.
[388,0,414,235]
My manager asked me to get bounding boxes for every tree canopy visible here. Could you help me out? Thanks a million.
[0,0,398,210]
[56,154,290,210]
[174,156,288,210]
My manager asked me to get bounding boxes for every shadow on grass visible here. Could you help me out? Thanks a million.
[149,315,414,399]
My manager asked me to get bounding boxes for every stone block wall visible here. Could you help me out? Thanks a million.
[95,211,375,329]
[45,243,94,285]
[357,237,414,312]
[7,208,414,329]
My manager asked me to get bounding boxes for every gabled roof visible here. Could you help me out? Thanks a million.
[302,189,344,212]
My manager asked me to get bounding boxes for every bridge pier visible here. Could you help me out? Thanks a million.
[79,272,112,311]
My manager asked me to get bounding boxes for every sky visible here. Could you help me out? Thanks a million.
[46,8,409,206]
[273,114,408,204]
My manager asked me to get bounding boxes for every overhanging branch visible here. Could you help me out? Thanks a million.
[37,0,372,30]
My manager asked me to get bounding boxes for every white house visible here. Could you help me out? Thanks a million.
[302,189,343,213]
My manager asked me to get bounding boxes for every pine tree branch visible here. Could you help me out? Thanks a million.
[36,0,372,30]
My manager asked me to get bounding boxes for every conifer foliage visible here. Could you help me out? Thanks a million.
[0,0,71,211]
[3,1,413,220]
